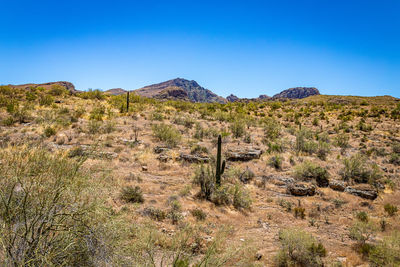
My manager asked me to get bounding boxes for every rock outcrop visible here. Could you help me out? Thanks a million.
[153,86,189,101]
[225,147,262,161]
[134,78,226,103]
[345,184,378,200]
[272,87,320,99]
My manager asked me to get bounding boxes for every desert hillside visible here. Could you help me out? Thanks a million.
[0,83,399,266]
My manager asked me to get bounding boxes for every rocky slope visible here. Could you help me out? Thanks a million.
[134,78,226,103]
[7,81,77,94]
[272,87,320,99]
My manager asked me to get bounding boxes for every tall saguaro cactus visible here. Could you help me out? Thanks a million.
[216,135,226,187]
[126,91,130,112]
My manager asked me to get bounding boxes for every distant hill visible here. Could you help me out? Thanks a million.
[104,88,127,95]
[272,87,320,99]
[134,78,226,103]
[7,81,78,93]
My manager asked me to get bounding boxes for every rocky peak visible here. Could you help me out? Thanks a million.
[272,87,320,99]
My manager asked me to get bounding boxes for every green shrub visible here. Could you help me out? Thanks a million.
[369,231,400,266]
[39,94,54,106]
[230,119,246,138]
[89,105,106,121]
[191,208,207,221]
[49,84,68,96]
[44,126,56,137]
[120,186,144,203]
[317,141,330,160]
[232,184,252,211]
[167,200,182,224]
[0,147,108,266]
[340,154,382,184]
[384,203,398,216]
[294,161,329,187]
[152,123,181,147]
[142,206,166,221]
[349,221,376,248]
[275,228,326,267]
[335,134,350,149]
[268,155,283,170]
[356,211,369,222]
[263,118,281,141]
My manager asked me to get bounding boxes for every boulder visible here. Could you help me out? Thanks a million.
[287,182,316,196]
[329,180,347,192]
[345,184,378,200]
[157,154,171,162]
[226,147,262,161]
[179,153,210,163]
[154,146,169,154]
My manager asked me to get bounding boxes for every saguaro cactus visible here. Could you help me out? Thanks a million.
[215,135,226,187]
[126,91,130,112]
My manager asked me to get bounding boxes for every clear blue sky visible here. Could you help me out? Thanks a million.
[1,0,399,97]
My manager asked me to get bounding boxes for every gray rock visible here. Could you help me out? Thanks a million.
[154,146,169,154]
[179,153,210,163]
[226,147,262,161]
[345,184,378,200]
[329,180,346,192]
[287,182,316,196]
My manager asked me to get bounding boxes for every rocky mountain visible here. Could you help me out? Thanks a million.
[134,78,226,103]
[272,87,320,99]
[8,81,78,93]
[105,88,127,95]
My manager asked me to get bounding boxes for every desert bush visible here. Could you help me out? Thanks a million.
[44,125,56,137]
[167,200,182,224]
[152,123,181,147]
[39,94,54,106]
[368,231,400,267]
[384,203,398,216]
[267,140,285,153]
[268,155,283,170]
[191,208,207,221]
[230,119,246,138]
[211,184,232,206]
[294,161,329,187]
[78,89,105,100]
[120,186,144,203]
[317,141,330,160]
[263,117,281,141]
[173,115,195,128]
[232,184,252,211]
[340,154,382,184]
[356,211,369,222]
[193,165,215,201]
[349,221,376,256]
[275,228,326,267]
[295,128,317,154]
[150,111,164,121]
[49,84,68,96]
[88,120,102,134]
[89,105,106,121]
[142,207,166,221]
[334,134,350,149]
[0,147,111,266]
